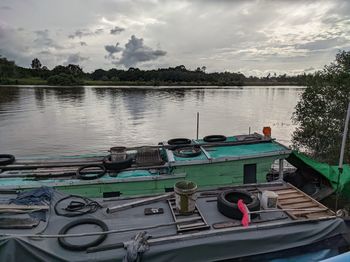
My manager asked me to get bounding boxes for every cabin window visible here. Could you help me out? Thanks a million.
[164,187,174,192]
[103,191,121,198]
[243,164,257,184]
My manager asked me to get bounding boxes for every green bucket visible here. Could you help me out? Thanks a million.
[174,180,197,214]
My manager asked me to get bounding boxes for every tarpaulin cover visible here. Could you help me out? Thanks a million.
[287,151,350,198]
[0,188,349,262]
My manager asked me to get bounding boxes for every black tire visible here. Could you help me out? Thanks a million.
[103,155,133,171]
[0,154,15,165]
[173,146,202,158]
[167,138,192,145]
[58,218,108,251]
[76,164,106,180]
[203,135,227,142]
[217,189,260,220]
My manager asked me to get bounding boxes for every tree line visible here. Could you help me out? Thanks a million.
[0,55,310,86]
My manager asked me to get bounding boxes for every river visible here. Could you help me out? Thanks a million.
[0,85,304,157]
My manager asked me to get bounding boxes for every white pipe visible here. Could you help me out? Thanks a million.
[338,102,350,170]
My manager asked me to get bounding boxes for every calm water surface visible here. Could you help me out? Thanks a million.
[0,86,304,157]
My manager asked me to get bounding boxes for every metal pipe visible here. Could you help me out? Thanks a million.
[336,102,350,210]
[106,193,173,214]
[278,159,284,181]
[338,102,350,170]
[196,112,199,140]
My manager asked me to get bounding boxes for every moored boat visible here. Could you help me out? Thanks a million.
[0,181,348,261]
[0,132,290,198]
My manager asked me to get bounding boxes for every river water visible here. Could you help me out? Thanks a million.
[0,86,304,157]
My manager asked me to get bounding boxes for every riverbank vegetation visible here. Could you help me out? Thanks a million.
[292,50,350,164]
[0,55,309,86]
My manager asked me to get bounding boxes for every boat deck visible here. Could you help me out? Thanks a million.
[0,135,290,174]
[0,182,346,262]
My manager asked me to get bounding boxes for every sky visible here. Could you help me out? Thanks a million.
[0,0,350,76]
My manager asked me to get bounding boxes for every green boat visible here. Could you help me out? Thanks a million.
[0,133,290,197]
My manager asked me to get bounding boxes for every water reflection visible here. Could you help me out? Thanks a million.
[0,86,303,156]
[49,86,85,104]
[0,86,20,109]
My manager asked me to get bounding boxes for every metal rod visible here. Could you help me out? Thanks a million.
[106,193,173,213]
[196,112,199,140]
[278,159,284,181]
[250,208,328,214]
[338,102,350,169]
[336,102,350,211]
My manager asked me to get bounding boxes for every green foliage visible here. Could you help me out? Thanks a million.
[0,57,16,80]
[292,50,350,164]
[31,58,42,69]
[47,73,83,86]
[0,54,309,86]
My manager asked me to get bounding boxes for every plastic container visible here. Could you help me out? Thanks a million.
[263,126,272,138]
[174,180,197,214]
[261,190,278,209]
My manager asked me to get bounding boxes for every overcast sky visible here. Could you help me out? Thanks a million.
[0,0,349,76]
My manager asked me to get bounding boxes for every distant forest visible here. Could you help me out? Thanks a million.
[0,56,311,86]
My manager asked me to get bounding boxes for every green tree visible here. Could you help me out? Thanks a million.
[292,50,350,164]
[31,58,42,69]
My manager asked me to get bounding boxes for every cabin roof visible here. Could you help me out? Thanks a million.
[173,139,290,162]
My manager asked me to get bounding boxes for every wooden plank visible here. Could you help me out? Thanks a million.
[291,209,328,216]
[277,203,298,220]
[273,189,297,195]
[282,202,318,209]
[305,212,336,219]
[287,183,335,215]
[278,198,311,205]
[277,193,303,200]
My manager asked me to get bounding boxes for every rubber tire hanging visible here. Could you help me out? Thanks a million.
[167,138,192,145]
[102,155,133,171]
[173,146,202,158]
[0,154,15,165]
[76,164,106,180]
[203,135,227,142]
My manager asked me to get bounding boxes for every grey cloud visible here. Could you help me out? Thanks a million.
[297,38,348,51]
[80,41,87,46]
[63,53,89,65]
[304,67,315,72]
[110,26,125,35]
[104,43,123,59]
[0,6,12,10]
[95,28,104,34]
[114,35,166,68]
[68,28,104,39]
[34,29,63,49]
[39,50,51,55]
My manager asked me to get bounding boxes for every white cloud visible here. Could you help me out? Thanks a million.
[0,0,350,74]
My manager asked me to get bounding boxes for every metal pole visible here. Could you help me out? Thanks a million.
[196,112,199,140]
[278,159,284,181]
[336,102,350,210]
